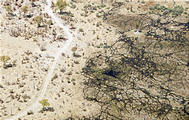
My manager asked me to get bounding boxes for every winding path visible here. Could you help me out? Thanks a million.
[5,0,74,119]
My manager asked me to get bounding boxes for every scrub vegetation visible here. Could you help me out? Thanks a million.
[82,3,189,120]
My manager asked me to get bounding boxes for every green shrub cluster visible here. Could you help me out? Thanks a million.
[149,4,184,17]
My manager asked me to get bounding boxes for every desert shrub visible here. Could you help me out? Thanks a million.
[5,5,12,14]
[47,19,53,26]
[0,56,14,69]
[55,0,67,14]
[0,56,10,63]
[21,6,28,14]
[39,99,50,108]
[33,15,43,27]
[39,99,55,112]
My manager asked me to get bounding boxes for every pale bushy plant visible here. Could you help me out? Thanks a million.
[55,0,67,14]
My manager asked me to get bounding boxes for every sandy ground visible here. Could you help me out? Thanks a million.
[0,0,188,120]
[0,0,118,119]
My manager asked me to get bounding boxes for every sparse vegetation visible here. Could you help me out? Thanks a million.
[82,7,189,119]
[1,0,188,119]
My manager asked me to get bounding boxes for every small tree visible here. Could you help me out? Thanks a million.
[55,0,67,14]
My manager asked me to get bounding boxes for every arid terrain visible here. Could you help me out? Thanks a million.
[0,0,189,120]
